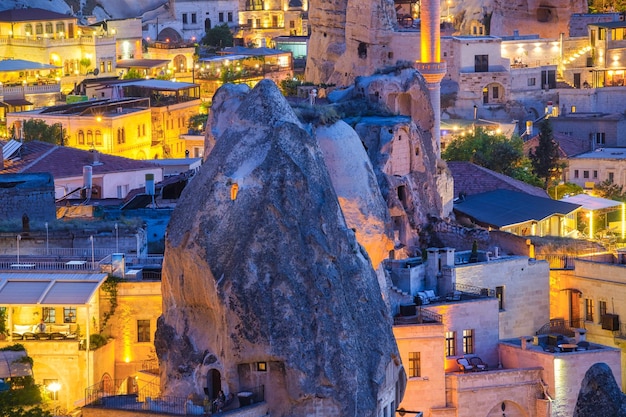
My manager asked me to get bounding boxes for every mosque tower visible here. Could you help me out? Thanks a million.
[414,0,446,158]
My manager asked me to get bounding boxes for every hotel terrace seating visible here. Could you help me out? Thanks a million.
[12,323,76,340]
[456,357,474,373]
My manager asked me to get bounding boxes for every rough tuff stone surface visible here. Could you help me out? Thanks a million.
[316,120,394,269]
[306,0,398,86]
[573,362,626,417]
[157,79,402,417]
[329,68,454,250]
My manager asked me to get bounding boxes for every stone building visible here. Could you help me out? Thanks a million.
[0,172,56,223]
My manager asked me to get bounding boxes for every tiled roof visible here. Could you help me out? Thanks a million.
[1,141,159,178]
[523,133,591,158]
[0,8,73,22]
[447,161,549,199]
[454,189,581,228]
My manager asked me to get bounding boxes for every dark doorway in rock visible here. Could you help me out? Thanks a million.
[206,369,222,400]
[358,42,367,59]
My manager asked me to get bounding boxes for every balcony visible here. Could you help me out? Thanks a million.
[83,381,267,416]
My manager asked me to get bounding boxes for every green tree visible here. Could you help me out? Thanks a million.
[595,179,625,201]
[21,120,65,145]
[201,24,233,49]
[122,68,144,80]
[188,114,208,134]
[442,128,524,175]
[528,118,561,188]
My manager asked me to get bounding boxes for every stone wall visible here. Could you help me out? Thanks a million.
[0,173,56,223]
[453,256,550,339]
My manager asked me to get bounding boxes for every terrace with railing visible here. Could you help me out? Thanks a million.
[83,379,266,416]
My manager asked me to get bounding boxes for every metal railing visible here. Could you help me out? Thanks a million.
[0,260,99,271]
[536,254,575,270]
[86,380,265,415]
[453,283,495,297]
[535,318,584,336]
[394,307,443,325]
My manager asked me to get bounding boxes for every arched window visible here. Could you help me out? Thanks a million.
[35,24,43,35]
[45,23,53,34]
[56,22,65,33]
[95,130,102,145]
[77,130,84,145]
[24,24,32,35]
[86,130,93,145]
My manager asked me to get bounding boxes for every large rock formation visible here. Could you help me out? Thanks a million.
[328,67,454,251]
[574,362,626,417]
[157,79,403,417]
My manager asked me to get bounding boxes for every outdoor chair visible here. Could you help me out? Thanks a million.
[456,357,474,373]
[469,356,488,371]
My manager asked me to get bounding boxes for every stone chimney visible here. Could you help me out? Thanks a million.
[427,247,439,277]
[439,247,455,267]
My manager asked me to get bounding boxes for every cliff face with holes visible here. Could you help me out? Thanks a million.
[156,80,403,417]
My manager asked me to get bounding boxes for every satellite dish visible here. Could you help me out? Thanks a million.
[93,68,100,76]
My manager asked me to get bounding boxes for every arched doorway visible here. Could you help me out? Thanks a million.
[205,369,222,400]
[157,27,182,43]
[482,82,505,104]
[486,400,529,417]
[174,55,187,73]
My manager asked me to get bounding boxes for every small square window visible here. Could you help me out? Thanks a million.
[256,362,267,372]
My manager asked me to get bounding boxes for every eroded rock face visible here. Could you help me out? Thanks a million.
[306,0,398,86]
[573,362,626,417]
[157,79,403,417]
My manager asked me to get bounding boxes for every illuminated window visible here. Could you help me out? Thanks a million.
[496,286,504,310]
[585,298,594,322]
[107,61,112,72]
[445,331,456,357]
[408,352,420,377]
[463,329,474,354]
[571,106,576,113]
[137,320,151,342]
[256,362,267,372]
[45,23,53,34]
[36,23,43,35]
[44,379,59,400]
[56,22,64,33]
[63,307,76,323]
[25,24,32,34]
[42,307,56,323]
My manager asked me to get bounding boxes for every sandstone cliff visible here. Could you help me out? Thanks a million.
[157,79,403,417]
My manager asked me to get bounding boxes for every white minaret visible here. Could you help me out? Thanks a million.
[414,0,446,158]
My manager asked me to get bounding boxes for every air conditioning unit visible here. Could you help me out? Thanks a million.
[602,314,619,331]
